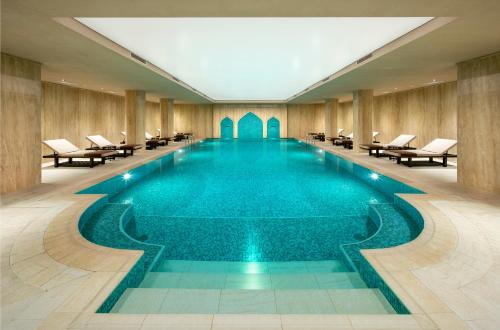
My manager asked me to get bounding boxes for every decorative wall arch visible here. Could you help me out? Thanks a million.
[267,117,280,139]
[237,112,263,140]
[220,117,234,140]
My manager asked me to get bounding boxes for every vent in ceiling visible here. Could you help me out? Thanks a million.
[130,52,147,64]
[356,53,373,64]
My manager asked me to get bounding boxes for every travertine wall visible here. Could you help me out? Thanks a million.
[175,104,213,138]
[457,52,500,192]
[337,101,353,136]
[145,101,160,137]
[1,53,42,194]
[373,82,457,149]
[286,103,325,138]
[41,82,126,157]
[335,82,457,150]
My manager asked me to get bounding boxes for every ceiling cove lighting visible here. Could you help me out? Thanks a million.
[76,17,433,101]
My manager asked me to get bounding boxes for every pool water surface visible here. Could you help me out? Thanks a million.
[79,139,424,314]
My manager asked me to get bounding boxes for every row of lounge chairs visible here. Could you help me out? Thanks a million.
[326,129,457,167]
[42,131,191,168]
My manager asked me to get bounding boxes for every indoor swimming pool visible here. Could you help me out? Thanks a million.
[78,139,424,314]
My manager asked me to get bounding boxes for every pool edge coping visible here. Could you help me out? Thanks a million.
[21,139,467,329]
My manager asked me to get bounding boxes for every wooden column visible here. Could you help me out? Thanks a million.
[1,53,42,194]
[160,98,174,137]
[325,98,338,137]
[457,52,500,193]
[125,90,145,144]
[352,90,373,151]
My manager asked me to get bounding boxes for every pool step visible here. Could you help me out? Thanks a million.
[341,203,420,270]
[155,259,349,273]
[140,271,367,289]
[111,288,396,314]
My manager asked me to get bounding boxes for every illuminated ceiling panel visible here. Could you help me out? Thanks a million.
[76,17,432,101]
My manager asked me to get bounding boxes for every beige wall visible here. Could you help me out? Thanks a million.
[287,103,324,138]
[145,101,160,137]
[337,101,353,135]
[39,80,458,151]
[213,104,287,138]
[175,104,213,138]
[373,82,457,149]
[334,82,457,150]
[41,82,125,159]
[457,52,500,193]
[1,53,42,194]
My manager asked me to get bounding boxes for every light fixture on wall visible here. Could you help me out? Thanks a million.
[60,78,76,85]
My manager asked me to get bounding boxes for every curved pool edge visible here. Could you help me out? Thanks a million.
[40,186,462,322]
[73,138,428,313]
[38,139,464,326]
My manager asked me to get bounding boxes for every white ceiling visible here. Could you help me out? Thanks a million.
[75,17,432,101]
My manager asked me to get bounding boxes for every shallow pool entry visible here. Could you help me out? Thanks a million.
[79,139,424,314]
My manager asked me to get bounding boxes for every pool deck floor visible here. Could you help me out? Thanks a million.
[1,139,499,329]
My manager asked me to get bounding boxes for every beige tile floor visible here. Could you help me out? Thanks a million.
[1,139,499,329]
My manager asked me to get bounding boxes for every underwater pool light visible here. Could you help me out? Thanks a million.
[370,173,380,180]
[123,173,132,180]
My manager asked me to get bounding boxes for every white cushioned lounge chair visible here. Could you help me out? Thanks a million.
[384,138,457,167]
[360,134,416,157]
[86,135,142,157]
[43,139,117,168]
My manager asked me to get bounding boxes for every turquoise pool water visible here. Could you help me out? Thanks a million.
[78,139,424,314]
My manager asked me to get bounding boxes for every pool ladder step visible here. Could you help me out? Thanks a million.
[111,288,396,314]
[140,271,367,289]
[154,259,349,273]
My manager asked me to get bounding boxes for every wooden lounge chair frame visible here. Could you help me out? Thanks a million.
[43,139,117,168]
[385,150,456,167]
[86,135,142,157]
[359,134,417,157]
[384,139,458,167]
